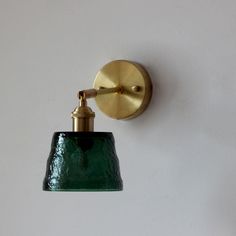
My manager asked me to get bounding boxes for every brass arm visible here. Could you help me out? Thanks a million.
[77,86,123,100]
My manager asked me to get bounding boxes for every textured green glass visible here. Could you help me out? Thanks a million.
[43,132,123,191]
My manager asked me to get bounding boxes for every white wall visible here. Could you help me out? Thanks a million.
[1,0,236,235]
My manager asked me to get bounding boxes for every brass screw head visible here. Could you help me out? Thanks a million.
[131,85,141,92]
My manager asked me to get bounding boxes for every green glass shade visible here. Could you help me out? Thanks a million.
[43,132,123,191]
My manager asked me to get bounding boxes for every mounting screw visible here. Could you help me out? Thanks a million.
[131,86,141,92]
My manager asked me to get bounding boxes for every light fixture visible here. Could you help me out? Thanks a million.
[43,60,152,191]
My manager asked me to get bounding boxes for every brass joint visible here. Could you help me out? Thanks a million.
[78,89,97,100]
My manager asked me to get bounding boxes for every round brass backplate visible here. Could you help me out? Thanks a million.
[93,60,152,120]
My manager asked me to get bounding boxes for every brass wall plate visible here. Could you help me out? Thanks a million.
[93,60,152,120]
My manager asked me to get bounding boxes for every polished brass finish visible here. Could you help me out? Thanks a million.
[71,98,95,132]
[78,87,122,100]
[97,87,123,96]
[73,60,152,123]
[93,60,152,120]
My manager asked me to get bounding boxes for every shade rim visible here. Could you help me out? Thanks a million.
[54,131,113,133]
[43,187,123,192]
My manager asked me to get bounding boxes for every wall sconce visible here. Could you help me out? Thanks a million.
[43,60,152,191]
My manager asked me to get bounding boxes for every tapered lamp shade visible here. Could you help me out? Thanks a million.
[43,132,123,191]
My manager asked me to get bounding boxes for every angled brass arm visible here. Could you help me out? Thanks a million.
[77,86,123,100]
